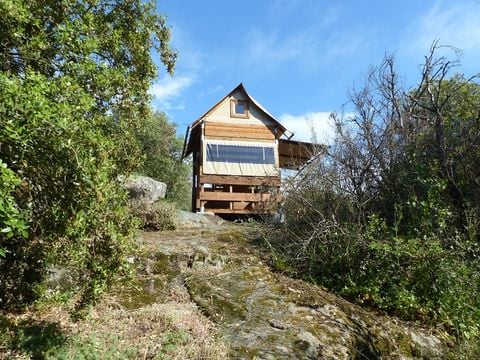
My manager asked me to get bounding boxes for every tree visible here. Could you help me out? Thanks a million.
[264,43,480,339]
[0,0,176,310]
[135,112,191,210]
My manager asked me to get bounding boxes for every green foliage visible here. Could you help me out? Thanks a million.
[47,333,138,360]
[158,330,190,358]
[0,316,138,359]
[0,0,176,310]
[265,47,480,344]
[0,160,29,256]
[135,111,191,210]
[130,199,178,231]
[359,215,480,332]
[0,72,136,310]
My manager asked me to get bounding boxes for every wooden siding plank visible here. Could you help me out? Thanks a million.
[205,122,274,131]
[199,191,272,202]
[204,136,273,143]
[201,208,274,215]
[204,122,275,141]
[205,129,275,140]
[200,174,281,186]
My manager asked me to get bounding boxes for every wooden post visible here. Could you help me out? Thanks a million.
[200,183,205,213]
[191,149,197,212]
[199,121,205,213]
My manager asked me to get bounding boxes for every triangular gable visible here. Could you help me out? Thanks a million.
[184,83,335,162]
[189,83,287,133]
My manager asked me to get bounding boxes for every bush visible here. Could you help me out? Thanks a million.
[263,200,480,339]
[135,112,191,210]
[0,74,138,310]
[262,46,480,342]
[0,0,176,311]
[0,160,29,258]
[130,200,178,231]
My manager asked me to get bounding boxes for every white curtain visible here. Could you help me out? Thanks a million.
[203,139,279,176]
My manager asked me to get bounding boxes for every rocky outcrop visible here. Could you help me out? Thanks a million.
[126,227,452,359]
[177,210,225,228]
[121,175,167,203]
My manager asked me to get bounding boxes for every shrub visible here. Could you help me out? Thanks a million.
[262,45,480,342]
[130,200,178,231]
[0,0,176,311]
[0,160,29,258]
[0,74,138,310]
[135,112,191,210]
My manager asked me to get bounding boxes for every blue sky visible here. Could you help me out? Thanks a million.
[151,0,480,142]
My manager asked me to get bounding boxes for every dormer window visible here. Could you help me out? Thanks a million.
[231,99,249,118]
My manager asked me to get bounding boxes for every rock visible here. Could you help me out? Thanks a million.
[294,331,322,358]
[138,226,452,359]
[46,266,77,293]
[269,319,286,330]
[121,175,167,203]
[177,210,225,228]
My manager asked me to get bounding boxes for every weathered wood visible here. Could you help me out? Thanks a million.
[205,122,274,132]
[278,139,324,169]
[199,191,271,202]
[205,136,273,143]
[204,122,275,140]
[201,208,273,215]
[232,201,249,210]
[200,174,281,186]
[205,130,275,141]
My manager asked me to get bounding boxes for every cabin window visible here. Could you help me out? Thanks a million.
[230,99,249,118]
[206,143,275,164]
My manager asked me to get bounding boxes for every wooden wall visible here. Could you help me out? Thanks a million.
[193,89,282,215]
[204,122,275,142]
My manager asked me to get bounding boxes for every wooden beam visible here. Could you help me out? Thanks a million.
[202,208,275,215]
[205,135,273,143]
[205,122,275,132]
[200,174,281,186]
[204,122,275,140]
[205,130,275,141]
[199,191,271,202]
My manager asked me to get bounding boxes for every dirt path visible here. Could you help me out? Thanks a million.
[117,223,451,359]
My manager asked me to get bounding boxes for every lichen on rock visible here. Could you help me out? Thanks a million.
[127,225,452,359]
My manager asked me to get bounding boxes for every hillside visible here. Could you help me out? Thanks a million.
[1,218,454,359]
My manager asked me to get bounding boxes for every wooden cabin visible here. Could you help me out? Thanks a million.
[182,83,316,216]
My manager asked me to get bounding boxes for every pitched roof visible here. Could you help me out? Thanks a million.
[183,83,297,158]
[189,83,287,133]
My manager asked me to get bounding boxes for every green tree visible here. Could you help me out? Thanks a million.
[264,44,480,341]
[135,112,191,210]
[0,0,176,310]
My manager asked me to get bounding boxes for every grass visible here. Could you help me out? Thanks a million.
[0,316,67,359]
[1,264,228,360]
[1,299,228,359]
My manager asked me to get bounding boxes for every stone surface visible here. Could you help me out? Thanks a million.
[121,175,167,203]
[177,210,225,228]
[129,226,452,359]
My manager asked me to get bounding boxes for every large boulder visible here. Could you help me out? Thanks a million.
[147,228,453,359]
[177,210,225,228]
[121,175,167,203]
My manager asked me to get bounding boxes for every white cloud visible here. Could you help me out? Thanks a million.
[246,29,305,66]
[149,75,195,111]
[268,0,300,20]
[199,84,224,97]
[405,1,480,58]
[149,75,194,100]
[279,111,336,144]
[245,26,364,72]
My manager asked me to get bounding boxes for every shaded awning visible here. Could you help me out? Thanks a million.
[278,139,324,169]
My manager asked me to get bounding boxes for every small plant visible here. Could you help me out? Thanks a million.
[131,199,178,231]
